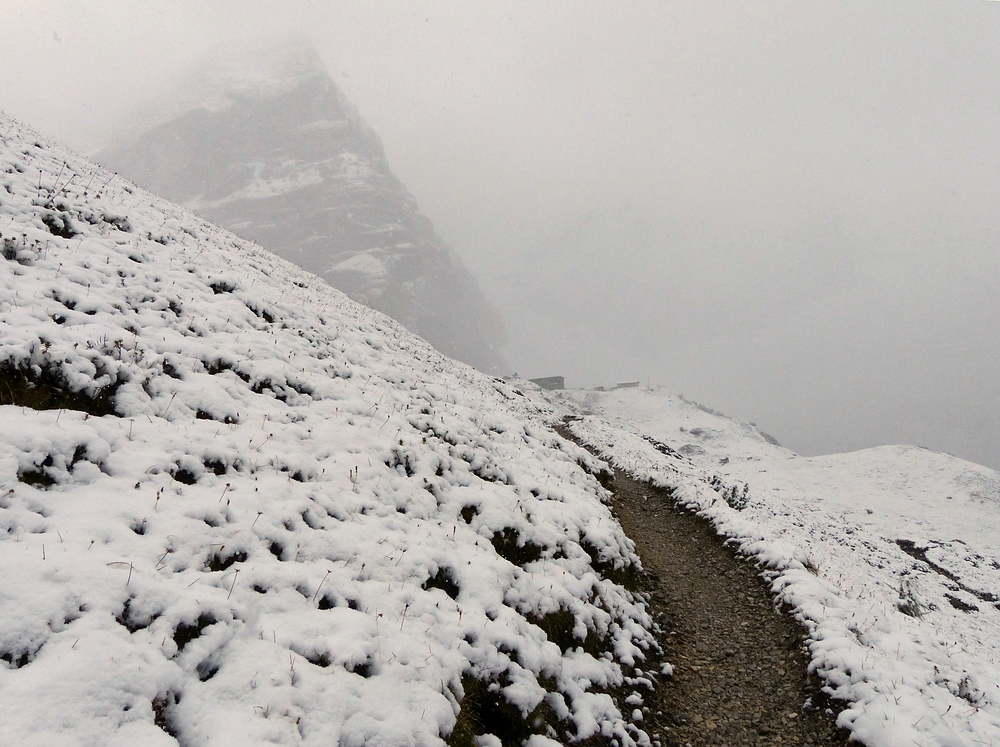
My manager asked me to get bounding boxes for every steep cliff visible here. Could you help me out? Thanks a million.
[98,44,507,373]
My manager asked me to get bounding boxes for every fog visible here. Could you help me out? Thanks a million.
[3,1,999,467]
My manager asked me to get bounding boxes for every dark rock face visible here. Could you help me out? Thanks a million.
[98,46,507,373]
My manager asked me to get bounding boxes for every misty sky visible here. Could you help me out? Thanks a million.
[2,1,999,468]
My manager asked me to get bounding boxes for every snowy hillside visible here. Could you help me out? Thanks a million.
[0,113,658,747]
[97,42,508,375]
[553,387,1000,747]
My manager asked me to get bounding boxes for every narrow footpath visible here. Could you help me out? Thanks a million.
[610,466,850,746]
[562,424,854,746]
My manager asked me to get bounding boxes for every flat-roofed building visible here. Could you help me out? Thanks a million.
[529,376,565,391]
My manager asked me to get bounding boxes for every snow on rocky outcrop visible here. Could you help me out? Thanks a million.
[97,42,508,375]
[553,386,1000,747]
[0,114,657,747]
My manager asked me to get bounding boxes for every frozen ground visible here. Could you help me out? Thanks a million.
[549,386,1000,747]
[4,106,998,747]
[0,113,657,747]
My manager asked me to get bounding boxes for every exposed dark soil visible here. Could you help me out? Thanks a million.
[609,467,852,747]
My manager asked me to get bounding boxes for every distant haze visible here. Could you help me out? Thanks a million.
[2,1,998,467]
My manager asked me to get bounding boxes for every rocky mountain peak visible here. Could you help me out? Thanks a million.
[99,41,507,373]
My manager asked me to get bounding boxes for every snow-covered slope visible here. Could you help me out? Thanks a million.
[0,113,657,747]
[555,386,1000,747]
[97,42,508,375]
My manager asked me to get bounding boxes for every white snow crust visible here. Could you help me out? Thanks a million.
[554,387,1000,747]
[330,251,387,279]
[0,114,656,747]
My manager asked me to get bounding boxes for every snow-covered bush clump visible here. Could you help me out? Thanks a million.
[0,113,657,747]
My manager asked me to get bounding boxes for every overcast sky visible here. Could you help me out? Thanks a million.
[2,1,999,467]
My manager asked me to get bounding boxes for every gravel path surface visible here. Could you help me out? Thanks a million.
[609,465,853,747]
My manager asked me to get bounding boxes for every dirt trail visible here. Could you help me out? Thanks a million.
[583,442,854,746]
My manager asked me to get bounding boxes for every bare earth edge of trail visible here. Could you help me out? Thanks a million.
[557,427,853,747]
